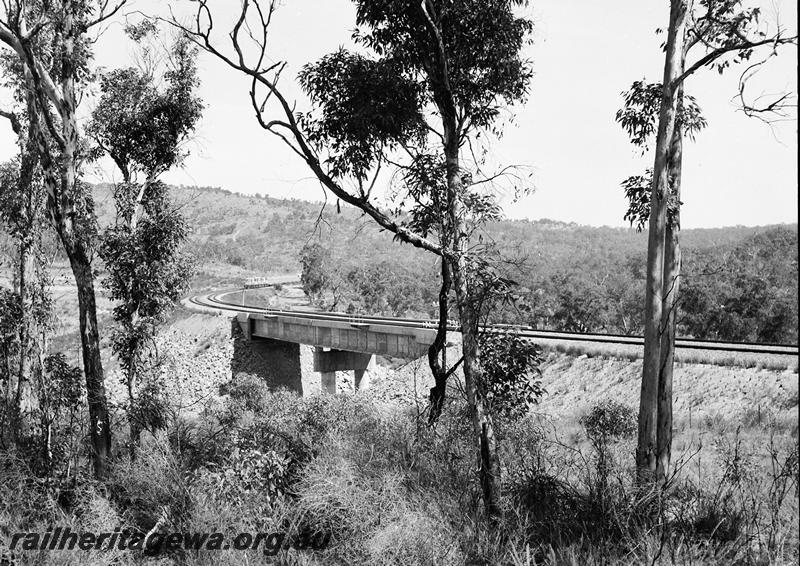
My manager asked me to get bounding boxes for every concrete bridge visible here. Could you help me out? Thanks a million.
[232,311,439,395]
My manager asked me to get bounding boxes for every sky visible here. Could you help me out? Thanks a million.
[1,0,797,229]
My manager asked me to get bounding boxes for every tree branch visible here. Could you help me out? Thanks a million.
[674,33,797,86]
[164,1,446,258]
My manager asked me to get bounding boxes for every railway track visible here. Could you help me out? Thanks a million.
[186,292,799,357]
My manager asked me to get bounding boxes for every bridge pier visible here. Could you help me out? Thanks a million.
[313,347,374,394]
[354,367,370,391]
[320,372,337,394]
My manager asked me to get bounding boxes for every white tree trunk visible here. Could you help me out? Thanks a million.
[636,0,692,483]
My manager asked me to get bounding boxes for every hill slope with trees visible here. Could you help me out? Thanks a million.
[90,184,798,344]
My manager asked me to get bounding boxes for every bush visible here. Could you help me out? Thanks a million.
[480,332,545,421]
[580,400,637,445]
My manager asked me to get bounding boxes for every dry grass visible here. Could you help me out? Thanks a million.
[1,384,797,566]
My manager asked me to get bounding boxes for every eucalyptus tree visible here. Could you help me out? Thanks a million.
[173,0,533,520]
[619,0,796,482]
[88,28,201,451]
[0,1,128,476]
[0,94,49,444]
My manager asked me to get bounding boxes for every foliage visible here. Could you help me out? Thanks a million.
[42,353,85,415]
[298,0,533,238]
[689,0,768,74]
[353,0,533,132]
[2,377,798,565]
[0,288,22,358]
[87,35,203,181]
[681,227,799,344]
[580,400,637,507]
[615,81,707,152]
[194,447,291,510]
[479,332,544,420]
[299,49,425,181]
[616,81,707,230]
[127,369,174,434]
[37,353,86,472]
[99,181,194,377]
[580,400,637,447]
[621,169,682,232]
[90,26,201,450]
[300,242,334,303]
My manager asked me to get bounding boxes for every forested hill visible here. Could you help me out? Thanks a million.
[92,184,799,343]
[92,183,788,273]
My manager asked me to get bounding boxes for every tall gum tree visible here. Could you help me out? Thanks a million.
[170,0,533,521]
[88,28,202,453]
[0,0,128,478]
[627,0,796,482]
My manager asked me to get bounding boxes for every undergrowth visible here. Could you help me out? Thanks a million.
[1,375,797,565]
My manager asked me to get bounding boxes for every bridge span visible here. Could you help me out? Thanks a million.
[185,293,440,395]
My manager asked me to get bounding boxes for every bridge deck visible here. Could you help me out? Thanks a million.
[239,312,438,359]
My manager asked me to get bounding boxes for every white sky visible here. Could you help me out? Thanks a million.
[1,0,797,228]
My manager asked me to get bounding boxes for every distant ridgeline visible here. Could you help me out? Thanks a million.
[90,184,799,344]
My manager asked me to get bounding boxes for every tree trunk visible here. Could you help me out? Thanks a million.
[127,361,141,458]
[423,2,503,516]
[428,257,451,424]
[441,119,502,521]
[656,87,684,481]
[68,248,112,478]
[636,0,692,483]
[10,241,29,444]
[34,330,53,471]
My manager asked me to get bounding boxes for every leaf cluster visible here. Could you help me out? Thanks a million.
[298,0,533,183]
[691,0,765,74]
[299,49,425,181]
[354,0,533,129]
[391,153,503,240]
[479,331,544,421]
[616,81,707,153]
[42,353,85,412]
[579,400,637,447]
[621,169,682,232]
[87,36,203,180]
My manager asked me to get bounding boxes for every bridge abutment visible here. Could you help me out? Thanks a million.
[231,319,304,394]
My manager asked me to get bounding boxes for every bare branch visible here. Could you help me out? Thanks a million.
[735,55,798,124]
[162,1,445,257]
[85,0,128,30]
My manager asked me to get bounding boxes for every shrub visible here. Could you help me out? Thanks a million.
[480,332,545,421]
[580,400,637,446]
[192,448,291,513]
[580,400,636,509]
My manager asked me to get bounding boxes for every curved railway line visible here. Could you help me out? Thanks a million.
[186,292,799,357]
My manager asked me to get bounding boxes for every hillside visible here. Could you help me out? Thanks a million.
[92,183,793,280]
